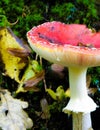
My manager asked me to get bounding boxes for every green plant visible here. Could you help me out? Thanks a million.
[0,0,45,37]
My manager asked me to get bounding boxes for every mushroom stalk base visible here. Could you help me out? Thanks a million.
[63,66,97,113]
[63,66,97,130]
[73,112,93,130]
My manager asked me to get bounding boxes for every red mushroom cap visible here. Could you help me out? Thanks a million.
[27,21,100,67]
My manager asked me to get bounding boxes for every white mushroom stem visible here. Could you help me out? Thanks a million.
[73,112,92,130]
[69,66,87,100]
[63,66,97,130]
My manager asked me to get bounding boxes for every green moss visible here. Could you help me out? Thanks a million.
[0,0,99,38]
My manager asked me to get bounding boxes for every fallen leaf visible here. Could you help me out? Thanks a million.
[35,98,50,119]
[0,89,33,130]
[46,88,57,100]
[16,60,44,93]
[7,48,29,58]
[24,70,45,89]
[0,27,29,82]
[46,86,65,100]
[40,98,50,119]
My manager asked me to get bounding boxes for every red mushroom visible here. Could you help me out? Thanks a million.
[27,21,100,130]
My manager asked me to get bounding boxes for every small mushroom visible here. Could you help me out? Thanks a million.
[27,21,100,130]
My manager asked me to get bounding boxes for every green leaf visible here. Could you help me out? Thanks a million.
[46,88,57,100]
[56,86,65,100]
[46,86,66,100]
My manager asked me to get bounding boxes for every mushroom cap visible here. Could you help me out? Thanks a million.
[27,21,100,67]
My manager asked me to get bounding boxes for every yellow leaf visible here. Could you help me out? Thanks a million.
[46,86,66,100]
[0,27,28,82]
[65,88,70,97]
[16,83,27,93]
[56,85,65,100]
[46,88,57,100]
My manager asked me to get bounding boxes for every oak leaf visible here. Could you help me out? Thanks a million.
[0,89,33,130]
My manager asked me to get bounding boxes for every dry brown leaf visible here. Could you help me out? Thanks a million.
[35,98,50,119]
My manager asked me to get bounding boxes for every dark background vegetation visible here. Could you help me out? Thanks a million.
[0,0,100,130]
